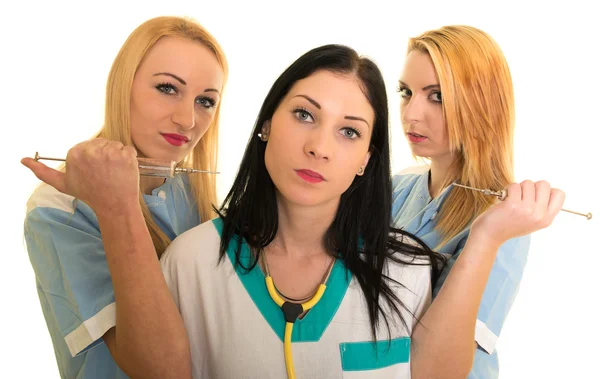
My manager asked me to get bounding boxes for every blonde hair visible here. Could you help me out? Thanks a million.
[97,16,228,257]
[407,25,515,247]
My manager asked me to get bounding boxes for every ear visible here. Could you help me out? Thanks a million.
[258,120,271,142]
[262,120,271,135]
[357,151,372,176]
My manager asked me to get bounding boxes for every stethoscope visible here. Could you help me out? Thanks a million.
[261,253,336,379]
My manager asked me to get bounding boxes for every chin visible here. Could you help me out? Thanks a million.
[276,186,322,207]
[408,147,427,158]
[282,187,344,211]
[156,148,190,164]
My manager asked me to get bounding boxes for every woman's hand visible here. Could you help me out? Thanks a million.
[21,138,140,215]
[470,180,565,248]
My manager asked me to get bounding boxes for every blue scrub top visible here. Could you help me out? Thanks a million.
[24,175,200,379]
[392,166,530,379]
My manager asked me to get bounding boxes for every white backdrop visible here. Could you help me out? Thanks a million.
[2,1,598,378]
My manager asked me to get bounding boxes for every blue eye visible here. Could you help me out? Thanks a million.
[341,127,361,139]
[293,108,314,122]
[197,96,217,109]
[156,82,177,95]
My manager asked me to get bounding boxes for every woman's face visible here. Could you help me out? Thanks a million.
[398,50,451,161]
[263,70,373,208]
[129,36,224,163]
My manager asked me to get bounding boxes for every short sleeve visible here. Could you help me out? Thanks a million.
[387,252,433,333]
[24,203,116,357]
[411,265,433,328]
[158,219,211,312]
[159,246,181,311]
[434,234,531,354]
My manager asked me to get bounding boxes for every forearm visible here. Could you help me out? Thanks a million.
[97,206,191,379]
[411,234,500,379]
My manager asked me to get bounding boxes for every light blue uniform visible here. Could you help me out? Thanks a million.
[23,175,200,379]
[391,166,530,379]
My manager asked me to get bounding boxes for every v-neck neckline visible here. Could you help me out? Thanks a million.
[212,218,351,342]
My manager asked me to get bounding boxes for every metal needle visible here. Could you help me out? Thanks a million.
[452,183,592,220]
[33,152,220,175]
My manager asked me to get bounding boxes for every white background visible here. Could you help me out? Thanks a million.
[1,1,598,378]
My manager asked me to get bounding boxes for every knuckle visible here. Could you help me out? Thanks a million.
[112,141,125,149]
[535,180,550,189]
[122,145,138,158]
[91,138,106,146]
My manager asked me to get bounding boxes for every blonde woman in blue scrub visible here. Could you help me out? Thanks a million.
[393,25,533,378]
[21,16,228,379]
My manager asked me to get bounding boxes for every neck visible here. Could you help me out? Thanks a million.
[429,153,455,199]
[140,176,166,196]
[270,193,338,259]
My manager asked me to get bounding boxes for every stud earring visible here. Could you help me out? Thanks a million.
[358,166,364,175]
[258,132,268,142]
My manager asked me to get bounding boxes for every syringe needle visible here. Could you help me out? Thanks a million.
[560,209,593,220]
[452,183,485,194]
[174,167,220,175]
[32,152,220,177]
[452,183,592,220]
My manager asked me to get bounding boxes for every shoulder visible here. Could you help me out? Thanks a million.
[386,229,433,282]
[26,183,76,217]
[392,165,428,191]
[24,183,100,235]
[160,219,225,296]
[161,218,222,266]
[384,252,432,315]
[388,234,432,277]
[395,165,430,176]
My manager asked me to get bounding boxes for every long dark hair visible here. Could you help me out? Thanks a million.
[216,44,446,340]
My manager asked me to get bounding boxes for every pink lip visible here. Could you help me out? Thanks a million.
[407,132,427,143]
[161,133,190,147]
[295,169,325,184]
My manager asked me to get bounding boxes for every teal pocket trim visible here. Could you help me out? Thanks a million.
[339,337,410,371]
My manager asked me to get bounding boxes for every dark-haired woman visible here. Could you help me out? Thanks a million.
[160,44,564,379]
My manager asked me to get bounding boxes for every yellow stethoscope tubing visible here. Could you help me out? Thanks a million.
[265,277,327,379]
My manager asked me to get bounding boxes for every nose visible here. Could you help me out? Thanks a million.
[401,96,424,125]
[172,101,196,131]
[304,125,333,161]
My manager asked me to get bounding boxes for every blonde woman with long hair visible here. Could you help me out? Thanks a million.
[393,25,532,378]
[21,16,228,379]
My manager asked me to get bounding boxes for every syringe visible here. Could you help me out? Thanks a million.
[452,183,592,220]
[32,152,220,178]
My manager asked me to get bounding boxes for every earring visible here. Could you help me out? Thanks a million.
[258,132,268,142]
[358,166,364,175]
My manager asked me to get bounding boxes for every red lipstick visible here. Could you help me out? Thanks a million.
[295,169,325,184]
[407,132,427,143]
[161,133,189,147]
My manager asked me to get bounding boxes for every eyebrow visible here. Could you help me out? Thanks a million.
[293,94,370,127]
[399,80,440,91]
[153,72,220,94]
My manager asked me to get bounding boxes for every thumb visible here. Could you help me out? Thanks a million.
[21,158,68,194]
